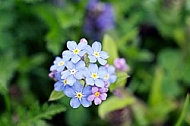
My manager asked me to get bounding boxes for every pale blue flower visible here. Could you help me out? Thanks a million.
[61,61,86,86]
[64,81,92,108]
[50,57,68,72]
[62,41,87,63]
[84,64,107,87]
[53,72,73,91]
[86,42,109,65]
[99,65,117,87]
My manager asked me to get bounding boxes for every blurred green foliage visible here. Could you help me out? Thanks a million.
[0,0,190,126]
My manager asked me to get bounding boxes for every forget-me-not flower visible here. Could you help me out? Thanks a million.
[62,41,87,63]
[64,81,92,108]
[61,61,86,86]
[86,41,109,65]
[87,86,108,105]
[53,72,72,91]
[99,65,117,87]
[84,64,107,87]
[50,57,68,72]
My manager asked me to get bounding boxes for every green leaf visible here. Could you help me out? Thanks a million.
[0,52,18,94]
[98,95,135,119]
[48,90,64,101]
[17,102,66,126]
[109,72,129,91]
[175,94,189,126]
[102,34,118,64]
[148,67,163,106]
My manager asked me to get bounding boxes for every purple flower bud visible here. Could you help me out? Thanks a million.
[114,58,129,72]
[79,38,88,44]
[48,71,55,78]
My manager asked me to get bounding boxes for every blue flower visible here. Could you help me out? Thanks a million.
[83,0,115,39]
[61,61,86,86]
[53,72,73,91]
[86,42,109,65]
[62,41,87,63]
[84,64,107,87]
[64,81,92,108]
[99,65,117,87]
[50,57,68,72]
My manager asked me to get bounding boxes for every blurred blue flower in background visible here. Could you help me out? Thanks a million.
[64,81,92,108]
[83,0,115,40]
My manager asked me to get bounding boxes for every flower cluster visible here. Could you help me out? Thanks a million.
[49,38,117,108]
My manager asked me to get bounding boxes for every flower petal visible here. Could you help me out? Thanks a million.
[54,81,64,91]
[75,71,84,79]
[88,64,98,73]
[92,42,101,52]
[99,87,108,93]
[65,61,74,70]
[70,97,81,108]
[87,95,95,101]
[76,61,85,70]
[61,70,70,79]
[98,69,107,78]
[62,50,72,61]
[100,51,109,59]
[83,86,92,95]
[71,55,81,63]
[79,50,86,57]
[110,75,117,83]
[98,58,107,65]
[67,41,77,50]
[99,93,107,100]
[64,86,75,97]
[72,81,83,92]
[86,45,93,54]
[78,42,87,50]
[94,97,102,105]
[95,79,104,87]
[67,75,76,86]
[50,65,57,71]
[86,77,94,85]
[84,67,91,77]
[92,87,99,93]
[81,98,92,107]
[88,56,97,63]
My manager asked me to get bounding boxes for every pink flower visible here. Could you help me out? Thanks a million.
[87,86,108,105]
[114,58,129,71]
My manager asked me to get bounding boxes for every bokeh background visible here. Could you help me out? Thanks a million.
[0,0,190,126]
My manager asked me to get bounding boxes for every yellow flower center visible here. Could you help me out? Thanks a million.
[73,48,79,54]
[95,92,100,97]
[58,61,64,66]
[91,73,98,79]
[93,51,100,57]
[63,79,67,85]
[76,92,83,99]
[104,74,110,80]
